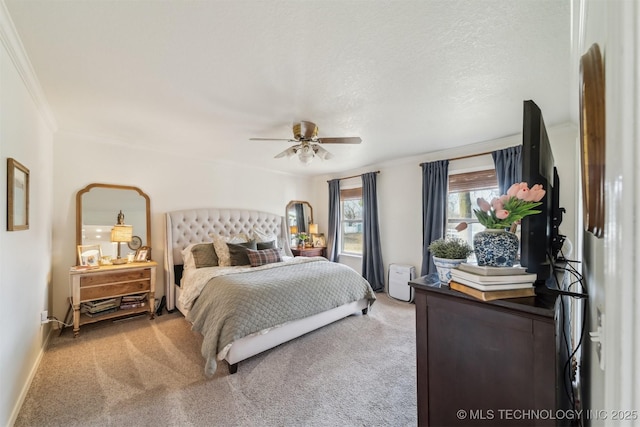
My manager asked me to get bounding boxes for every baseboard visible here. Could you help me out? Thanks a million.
[8,325,52,426]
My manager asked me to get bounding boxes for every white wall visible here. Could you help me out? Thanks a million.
[51,131,311,321]
[311,123,579,291]
[570,1,608,423]
[0,9,56,425]
[602,2,640,417]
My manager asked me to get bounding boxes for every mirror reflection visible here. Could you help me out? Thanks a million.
[286,200,313,234]
[76,184,151,261]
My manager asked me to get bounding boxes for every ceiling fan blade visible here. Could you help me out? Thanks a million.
[317,137,362,144]
[250,138,295,141]
[274,146,298,159]
[254,121,357,163]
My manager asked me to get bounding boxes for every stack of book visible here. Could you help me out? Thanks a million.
[120,294,147,310]
[81,297,121,317]
[449,263,537,301]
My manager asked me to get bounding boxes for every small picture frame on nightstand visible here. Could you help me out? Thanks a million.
[311,233,326,248]
[77,244,102,267]
[135,246,150,262]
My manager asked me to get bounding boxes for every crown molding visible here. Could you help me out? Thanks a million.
[0,1,57,131]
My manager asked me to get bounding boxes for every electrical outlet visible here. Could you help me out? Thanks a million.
[40,310,49,324]
[595,308,602,364]
[589,307,605,370]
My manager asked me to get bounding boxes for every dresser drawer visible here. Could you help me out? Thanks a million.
[80,279,151,301]
[80,269,151,287]
[70,261,157,337]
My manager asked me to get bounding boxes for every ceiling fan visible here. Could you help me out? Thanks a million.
[250,121,361,164]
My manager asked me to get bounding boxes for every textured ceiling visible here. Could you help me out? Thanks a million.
[5,0,571,176]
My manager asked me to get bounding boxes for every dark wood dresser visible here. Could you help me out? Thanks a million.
[409,275,571,426]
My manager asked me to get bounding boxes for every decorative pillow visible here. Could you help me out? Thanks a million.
[211,234,249,267]
[181,244,198,270]
[257,240,276,250]
[252,227,278,248]
[191,243,218,268]
[227,240,258,266]
[181,242,217,269]
[246,248,283,267]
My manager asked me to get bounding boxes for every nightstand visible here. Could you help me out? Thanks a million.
[69,261,157,337]
[291,247,326,257]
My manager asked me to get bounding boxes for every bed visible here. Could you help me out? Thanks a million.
[164,208,376,375]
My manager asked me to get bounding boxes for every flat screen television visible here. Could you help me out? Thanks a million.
[520,100,564,285]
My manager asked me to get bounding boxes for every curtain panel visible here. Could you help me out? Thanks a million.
[326,179,341,262]
[294,203,306,233]
[361,172,384,292]
[492,145,522,194]
[421,160,449,276]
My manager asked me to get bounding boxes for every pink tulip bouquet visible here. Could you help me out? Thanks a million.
[473,182,546,231]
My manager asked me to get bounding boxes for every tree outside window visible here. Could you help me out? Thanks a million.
[447,170,500,261]
[341,188,363,254]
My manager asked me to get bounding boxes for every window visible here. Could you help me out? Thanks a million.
[447,170,500,260]
[340,187,363,255]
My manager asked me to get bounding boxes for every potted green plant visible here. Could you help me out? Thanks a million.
[428,237,473,283]
[297,232,311,248]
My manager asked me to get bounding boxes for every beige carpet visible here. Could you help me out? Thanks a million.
[15,294,416,427]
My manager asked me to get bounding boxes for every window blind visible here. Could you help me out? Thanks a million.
[449,170,498,193]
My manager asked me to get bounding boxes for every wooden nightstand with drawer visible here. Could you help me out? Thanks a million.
[69,261,157,337]
[291,247,326,257]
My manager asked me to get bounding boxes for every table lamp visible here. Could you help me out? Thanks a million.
[289,225,299,247]
[111,224,133,264]
[308,223,318,247]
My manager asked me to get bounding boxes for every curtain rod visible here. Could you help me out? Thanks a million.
[419,150,494,166]
[327,170,380,182]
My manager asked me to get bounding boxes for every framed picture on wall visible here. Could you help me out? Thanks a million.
[7,158,29,231]
[579,43,605,238]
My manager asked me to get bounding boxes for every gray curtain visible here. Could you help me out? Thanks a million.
[326,179,341,262]
[421,160,449,276]
[294,203,306,233]
[492,145,522,194]
[361,172,384,292]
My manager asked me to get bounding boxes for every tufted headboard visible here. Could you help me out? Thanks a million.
[164,208,292,311]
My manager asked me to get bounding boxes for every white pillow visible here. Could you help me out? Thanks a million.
[252,227,278,248]
[181,244,198,270]
[211,233,249,267]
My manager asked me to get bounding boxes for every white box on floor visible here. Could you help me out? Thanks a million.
[388,264,416,302]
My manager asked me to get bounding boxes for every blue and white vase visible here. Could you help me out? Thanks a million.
[473,229,519,267]
[433,257,465,283]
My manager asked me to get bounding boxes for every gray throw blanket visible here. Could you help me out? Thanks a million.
[187,258,376,375]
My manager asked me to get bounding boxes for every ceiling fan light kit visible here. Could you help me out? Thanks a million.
[298,144,315,164]
[250,121,361,165]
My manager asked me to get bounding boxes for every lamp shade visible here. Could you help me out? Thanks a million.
[308,223,318,234]
[290,226,298,235]
[111,225,133,243]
